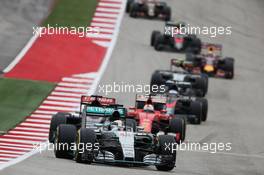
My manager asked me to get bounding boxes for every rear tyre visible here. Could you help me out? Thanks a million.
[156,135,176,171]
[151,31,161,46]
[49,113,69,143]
[196,98,208,122]
[190,101,202,124]
[223,57,234,79]
[150,71,166,93]
[54,124,76,159]
[129,3,138,17]
[164,6,171,21]
[169,117,186,142]
[154,34,164,51]
[75,128,96,164]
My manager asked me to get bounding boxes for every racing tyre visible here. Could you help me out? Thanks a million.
[54,124,76,159]
[129,3,138,17]
[126,118,137,132]
[76,128,97,164]
[169,117,186,142]
[154,34,164,51]
[223,57,234,79]
[150,71,166,92]
[156,135,176,171]
[196,98,208,122]
[164,6,171,21]
[126,0,133,13]
[193,77,207,97]
[151,31,161,46]
[189,101,202,124]
[49,112,69,143]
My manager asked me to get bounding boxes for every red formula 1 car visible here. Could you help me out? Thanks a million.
[128,94,186,142]
[185,43,235,79]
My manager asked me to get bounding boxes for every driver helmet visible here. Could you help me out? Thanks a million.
[168,89,178,96]
[143,104,154,111]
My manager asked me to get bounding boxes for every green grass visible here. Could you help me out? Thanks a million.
[0,78,55,132]
[43,0,98,27]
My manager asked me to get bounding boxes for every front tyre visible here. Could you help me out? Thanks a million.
[156,135,176,171]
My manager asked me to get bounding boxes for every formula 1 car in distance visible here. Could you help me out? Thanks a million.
[150,59,208,97]
[185,43,235,79]
[165,86,208,124]
[50,95,178,171]
[127,0,171,21]
[128,94,186,142]
[151,21,202,54]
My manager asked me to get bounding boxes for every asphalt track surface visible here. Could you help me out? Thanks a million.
[1,0,264,174]
[0,0,52,72]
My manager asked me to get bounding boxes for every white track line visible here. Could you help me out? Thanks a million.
[95,12,119,18]
[93,17,117,23]
[30,114,52,119]
[89,0,126,95]
[3,33,39,73]
[87,33,113,39]
[62,77,92,83]
[96,7,121,13]
[14,127,49,132]
[9,131,48,137]
[91,22,116,28]
[47,96,80,102]
[33,110,58,115]
[43,100,79,107]
[38,105,77,111]
[98,2,122,7]
[58,82,90,88]
[55,87,89,93]
[51,91,84,97]
[93,41,111,47]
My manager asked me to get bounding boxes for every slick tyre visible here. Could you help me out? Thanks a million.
[75,128,97,164]
[49,112,69,143]
[190,101,202,124]
[54,124,76,159]
[196,98,208,122]
[169,117,186,142]
[156,135,176,171]
[151,31,161,46]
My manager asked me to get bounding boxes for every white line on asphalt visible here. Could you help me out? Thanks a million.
[3,32,39,73]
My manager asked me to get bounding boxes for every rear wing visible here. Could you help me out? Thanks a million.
[201,43,222,57]
[136,94,167,104]
[81,95,116,106]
